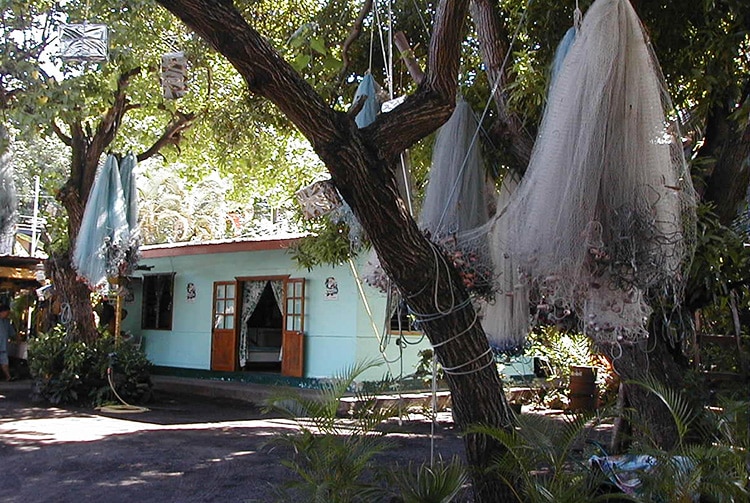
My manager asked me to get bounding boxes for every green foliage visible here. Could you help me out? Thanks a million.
[472,412,613,503]
[289,217,359,269]
[472,379,749,502]
[381,457,468,503]
[627,376,698,448]
[28,325,152,406]
[273,430,389,503]
[266,360,468,502]
[624,380,750,502]
[687,204,750,311]
[265,360,391,500]
[527,327,597,380]
[6,127,70,252]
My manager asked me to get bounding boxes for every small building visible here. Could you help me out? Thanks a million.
[0,254,45,363]
[121,236,430,383]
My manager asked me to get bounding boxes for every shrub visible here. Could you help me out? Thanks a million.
[28,325,152,406]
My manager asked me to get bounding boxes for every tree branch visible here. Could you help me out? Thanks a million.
[50,120,72,146]
[137,110,197,162]
[338,0,373,83]
[157,0,464,160]
[394,31,425,84]
[423,0,469,100]
[470,0,533,173]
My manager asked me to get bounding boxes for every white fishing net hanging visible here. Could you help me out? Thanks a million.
[0,131,18,255]
[476,174,531,353]
[494,0,696,344]
[417,98,495,296]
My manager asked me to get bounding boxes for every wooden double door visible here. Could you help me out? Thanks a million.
[210,276,305,377]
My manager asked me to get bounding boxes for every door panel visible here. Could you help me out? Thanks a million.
[281,278,305,377]
[211,281,238,371]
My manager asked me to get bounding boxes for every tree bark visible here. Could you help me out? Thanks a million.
[698,107,750,225]
[602,336,684,450]
[470,0,533,174]
[47,250,98,343]
[156,0,517,499]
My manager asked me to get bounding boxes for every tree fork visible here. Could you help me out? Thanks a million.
[157,0,518,499]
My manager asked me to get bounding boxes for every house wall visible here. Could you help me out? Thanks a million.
[122,247,431,381]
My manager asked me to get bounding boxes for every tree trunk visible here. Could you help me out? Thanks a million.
[322,145,516,500]
[603,337,684,450]
[54,182,99,342]
[700,114,750,225]
[470,0,533,174]
[156,0,518,500]
[47,250,98,342]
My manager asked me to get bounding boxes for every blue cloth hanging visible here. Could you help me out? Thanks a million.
[119,153,138,232]
[353,73,380,128]
[73,154,130,288]
[549,27,577,90]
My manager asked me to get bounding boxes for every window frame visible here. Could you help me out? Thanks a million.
[141,272,176,330]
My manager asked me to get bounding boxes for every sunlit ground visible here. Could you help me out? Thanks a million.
[0,401,299,450]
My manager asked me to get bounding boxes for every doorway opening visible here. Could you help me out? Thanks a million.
[241,281,283,372]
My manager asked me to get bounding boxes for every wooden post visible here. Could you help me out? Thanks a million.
[393,32,425,84]
[114,289,122,338]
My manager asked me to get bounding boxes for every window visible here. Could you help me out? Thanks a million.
[390,301,419,334]
[142,273,175,330]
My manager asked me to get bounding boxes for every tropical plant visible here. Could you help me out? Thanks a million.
[472,411,614,503]
[265,359,469,502]
[622,377,749,502]
[28,325,152,406]
[380,457,469,503]
[138,161,233,243]
[264,360,398,501]
[471,377,749,502]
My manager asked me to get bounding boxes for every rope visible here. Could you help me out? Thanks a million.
[430,350,437,467]
[368,5,375,73]
[441,347,493,374]
[430,310,479,349]
[348,258,400,367]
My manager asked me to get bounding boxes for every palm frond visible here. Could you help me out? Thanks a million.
[384,456,468,503]
[626,376,696,445]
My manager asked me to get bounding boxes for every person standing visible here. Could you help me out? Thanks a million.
[0,303,15,381]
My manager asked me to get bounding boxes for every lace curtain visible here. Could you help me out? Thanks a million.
[269,281,284,312]
[238,280,285,367]
[239,280,268,367]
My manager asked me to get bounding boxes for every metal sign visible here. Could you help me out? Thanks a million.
[59,23,109,62]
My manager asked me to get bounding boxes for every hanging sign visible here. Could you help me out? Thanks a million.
[295,180,342,219]
[161,51,188,99]
[59,23,109,62]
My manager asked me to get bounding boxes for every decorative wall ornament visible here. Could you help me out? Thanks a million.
[325,277,338,300]
[186,282,196,303]
[59,23,109,62]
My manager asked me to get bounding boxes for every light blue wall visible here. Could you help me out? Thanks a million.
[122,247,425,380]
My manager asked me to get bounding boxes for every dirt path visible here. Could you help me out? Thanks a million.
[0,380,466,503]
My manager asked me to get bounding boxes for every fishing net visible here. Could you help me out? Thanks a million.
[0,143,17,255]
[477,175,530,352]
[417,99,495,296]
[493,0,696,344]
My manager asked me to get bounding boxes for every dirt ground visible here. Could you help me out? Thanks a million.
[0,379,468,503]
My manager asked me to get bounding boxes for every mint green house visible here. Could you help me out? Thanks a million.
[121,236,429,382]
